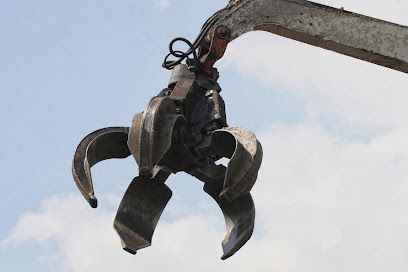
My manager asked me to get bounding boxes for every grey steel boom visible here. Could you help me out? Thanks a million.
[72,0,408,261]
[220,0,408,73]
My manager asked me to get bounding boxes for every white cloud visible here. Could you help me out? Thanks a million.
[4,124,408,271]
[2,193,223,271]
[255,124,408,269]
[221,0,408,131]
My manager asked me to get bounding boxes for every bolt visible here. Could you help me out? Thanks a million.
[217,26,231,39]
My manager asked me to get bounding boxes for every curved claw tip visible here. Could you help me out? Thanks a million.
[72,127,130,209]
[123,247,137,255]
[89,195,98,208]
[221,252,233,260]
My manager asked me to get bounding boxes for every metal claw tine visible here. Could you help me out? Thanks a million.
[114,173,172,254]
[72,127,131,208]
[211,127,263,201]
[204,183,255,260]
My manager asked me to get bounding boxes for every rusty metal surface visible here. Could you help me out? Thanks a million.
[200,25,232,76]
[217,0,408,73]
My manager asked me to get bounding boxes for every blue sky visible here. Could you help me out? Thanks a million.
[1,1,408,271]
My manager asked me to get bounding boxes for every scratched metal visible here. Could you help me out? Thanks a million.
[218,0,408,73]
[72,0,408,261]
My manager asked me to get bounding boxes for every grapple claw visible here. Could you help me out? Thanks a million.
[128,96,188,176]
[204,183,255,260]
[210,127,263,201]
[114,172,172,254]
[72,127,131,208]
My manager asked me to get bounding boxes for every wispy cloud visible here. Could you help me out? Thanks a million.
[221,0,408,132]
[4,123,408,271]
[154,0,171,9]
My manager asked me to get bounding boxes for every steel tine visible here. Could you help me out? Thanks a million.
[204,183,255,260]
[114,173,172,254]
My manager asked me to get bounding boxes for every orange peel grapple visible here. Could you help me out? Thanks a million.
[73,0,408,260]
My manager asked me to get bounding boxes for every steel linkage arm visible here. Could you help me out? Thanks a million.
[209,0,408,73]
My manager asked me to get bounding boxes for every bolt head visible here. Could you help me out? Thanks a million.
[217,26,231,39]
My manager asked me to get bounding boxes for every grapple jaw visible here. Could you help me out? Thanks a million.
[72,127,131,208]
[204,183,255,260]
[190,127,262,260]
[72,124,173,255]
[72,64,263,260]
[114,172,172,254]
[210,127,263,201]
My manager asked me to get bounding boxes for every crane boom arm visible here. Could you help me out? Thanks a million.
[214,0,408,73]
